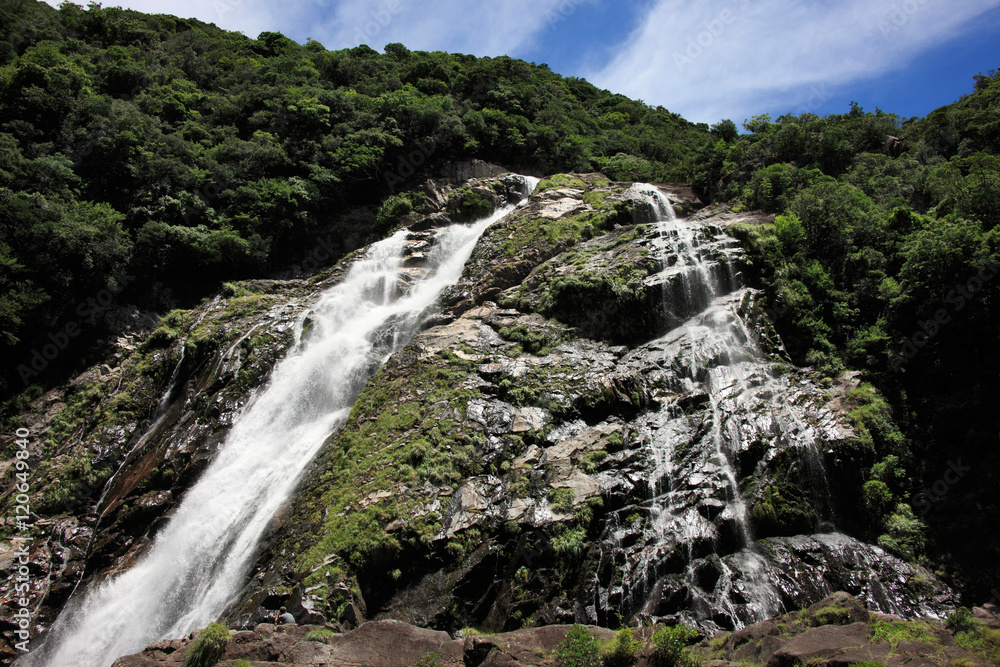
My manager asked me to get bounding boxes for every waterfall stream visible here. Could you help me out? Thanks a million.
[23,177,538,667]
[599,185,831,630]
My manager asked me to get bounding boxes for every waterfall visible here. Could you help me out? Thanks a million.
[601,185,820,630]
[22,176,539,667]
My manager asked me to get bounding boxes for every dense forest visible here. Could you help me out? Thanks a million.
[0,0,710,398]
[1,0,999,602]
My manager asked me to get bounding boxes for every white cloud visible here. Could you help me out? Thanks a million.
[587,0,1000,124]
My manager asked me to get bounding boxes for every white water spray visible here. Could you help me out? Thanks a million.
[25,178,538,667]
[614,185,785,628]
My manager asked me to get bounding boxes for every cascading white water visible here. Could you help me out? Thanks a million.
[23,177,538,667]
[610,185,787,628]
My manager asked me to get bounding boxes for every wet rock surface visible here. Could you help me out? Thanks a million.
[229,175,952,638]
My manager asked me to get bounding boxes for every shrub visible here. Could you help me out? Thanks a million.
[947,607,977,634]
[603,627,642,667]
[651,625,699,667]
[556,625,602,667]
[551,526,587,560]
[182,622,230,667]
[549,487,576,513]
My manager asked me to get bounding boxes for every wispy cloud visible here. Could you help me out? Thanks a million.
[586,0,1000,124]
[314,0,593,56]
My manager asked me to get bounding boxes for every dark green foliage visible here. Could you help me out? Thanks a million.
[182,622,230,667]
[650,625,699,667]
[556,625,602,667]
[0,0,710,398]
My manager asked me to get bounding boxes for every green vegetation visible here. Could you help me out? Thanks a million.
[182,623,230,667]
[870,619,935,648]
[556,625,603,667]
[603,627,642,667]
[650,625,699,667]
[413,653,445,667]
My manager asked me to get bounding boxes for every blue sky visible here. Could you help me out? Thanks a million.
[47,0,1000,125]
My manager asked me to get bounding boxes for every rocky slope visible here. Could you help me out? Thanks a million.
[220,174,950,636]
[1,169,956,663]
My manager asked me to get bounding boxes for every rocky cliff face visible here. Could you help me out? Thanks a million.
[1,171,953,663]
[224,174,950,635]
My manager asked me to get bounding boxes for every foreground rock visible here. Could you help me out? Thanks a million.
[110,620,615,667]
[110,594,1000,667]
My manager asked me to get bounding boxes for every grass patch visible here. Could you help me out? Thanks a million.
[183,623,230,667]
[870,619,935,648]
[304,628,335,643]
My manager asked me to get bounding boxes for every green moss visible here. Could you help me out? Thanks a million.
[549,487,575,513]
[536,173,588,194]
[447,184,495,220]
[297,353,483,586]
[496,323,559,356]
[810,604,855,627]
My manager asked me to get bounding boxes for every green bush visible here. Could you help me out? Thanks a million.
[551,526,587,560]
[182,622,230,667]
[603,627,642,667]
[651,625,699,667]
[556,625,602,667]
